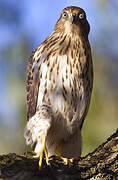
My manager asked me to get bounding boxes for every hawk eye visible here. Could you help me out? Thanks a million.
[63,11,68,18]
[79,13,84,19]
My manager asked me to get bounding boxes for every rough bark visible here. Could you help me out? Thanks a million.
[0,129,118,180]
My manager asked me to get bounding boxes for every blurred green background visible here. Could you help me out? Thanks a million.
[0,0,118,156]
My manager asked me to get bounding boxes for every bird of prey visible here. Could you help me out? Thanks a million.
[24,6,93,168]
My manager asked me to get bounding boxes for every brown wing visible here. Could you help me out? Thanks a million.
[26,47,40,120]
[26,33,60,120]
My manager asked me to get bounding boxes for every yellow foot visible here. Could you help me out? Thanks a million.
[70,158,74,163]
[61,157,75,165]
[61,157,69,165]
[38,135,49,169]
[33,136,49,169]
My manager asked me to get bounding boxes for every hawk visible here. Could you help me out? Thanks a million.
[24,6,93,168]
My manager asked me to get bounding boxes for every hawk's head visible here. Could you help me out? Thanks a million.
[55,6,90,37]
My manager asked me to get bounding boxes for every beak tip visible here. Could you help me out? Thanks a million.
[70,16,74,23]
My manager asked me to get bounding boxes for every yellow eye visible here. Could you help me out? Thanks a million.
[79,13,84,19]
[63,11,68,18]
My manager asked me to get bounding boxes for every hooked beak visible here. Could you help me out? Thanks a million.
[70,14,76,24]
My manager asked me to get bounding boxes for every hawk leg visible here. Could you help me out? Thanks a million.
[24,104,52,169]
[38,135,49,168]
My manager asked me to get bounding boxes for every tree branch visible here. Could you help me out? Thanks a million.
[0,129,118,180]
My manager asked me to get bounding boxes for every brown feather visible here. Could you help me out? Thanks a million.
[26,48,40,119]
